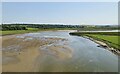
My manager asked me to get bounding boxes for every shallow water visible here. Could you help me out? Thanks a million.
[22,31,118,72]
[2,30,118,72]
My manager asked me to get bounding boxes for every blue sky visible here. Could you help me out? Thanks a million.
[2,2,118,25]
[1,0,119,2]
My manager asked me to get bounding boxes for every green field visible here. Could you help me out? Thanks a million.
[70,32,120,50]
[1,28,40,36]
[1,28,77,36]
[86,35,120,50]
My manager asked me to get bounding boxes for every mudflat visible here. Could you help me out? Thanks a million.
[2,34,72,72]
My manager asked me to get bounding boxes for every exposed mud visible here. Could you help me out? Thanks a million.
[2,34,72,72]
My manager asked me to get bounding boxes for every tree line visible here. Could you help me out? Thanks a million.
[1,24,83,31]
[1,24,27,31]
[1,24,119,31]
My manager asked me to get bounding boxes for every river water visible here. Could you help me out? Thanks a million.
[20,30,118,72]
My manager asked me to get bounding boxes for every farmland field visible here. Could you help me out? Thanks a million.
[86,35,120,50]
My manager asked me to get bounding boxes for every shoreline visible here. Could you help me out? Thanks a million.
[79,35,120,56]
[1,30,77,36]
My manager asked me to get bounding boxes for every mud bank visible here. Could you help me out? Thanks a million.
[2,34,72,72]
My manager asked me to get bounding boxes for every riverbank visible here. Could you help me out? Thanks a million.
[1,28,77,36]
[69,32,120,55]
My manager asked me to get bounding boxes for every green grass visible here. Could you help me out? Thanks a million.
[1,28,40,36]
[70,32,119,36]
[86,34,120,50]
[70,32,120,50]
[87,35,119,45]
[1,28,77,36]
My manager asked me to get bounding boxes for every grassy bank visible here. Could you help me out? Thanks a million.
[1,28,40,36]
[86,35,120,50]
[1,28,77,36]
[70,32,120,51]
[69,32,119,36]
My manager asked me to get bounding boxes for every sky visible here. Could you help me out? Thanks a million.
[2,2,118,25]
[1,0,120,2]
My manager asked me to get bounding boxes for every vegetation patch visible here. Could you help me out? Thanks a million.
[1,28,40,36]
[70,32,120,54]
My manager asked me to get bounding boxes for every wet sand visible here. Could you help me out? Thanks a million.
[2,34,72,72]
